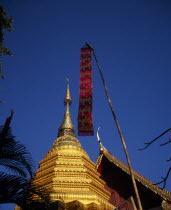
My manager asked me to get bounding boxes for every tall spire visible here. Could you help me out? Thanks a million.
[32,79,114,210]
[58,78,75,137]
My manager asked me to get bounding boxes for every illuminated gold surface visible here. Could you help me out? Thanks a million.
[58,103,75,133]
[33,139,114,209]
[65,80,72,103]
[58,81,75,136]
[31,83,114,209]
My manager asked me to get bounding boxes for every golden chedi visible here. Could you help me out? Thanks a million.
[32,82,114,209]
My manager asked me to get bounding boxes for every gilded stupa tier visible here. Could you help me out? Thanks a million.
[32,81,114,209]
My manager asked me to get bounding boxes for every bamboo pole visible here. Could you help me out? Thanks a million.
[85,42,143,210]
[130,196,138,210]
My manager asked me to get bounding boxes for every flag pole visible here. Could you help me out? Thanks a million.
[85,42,143,210]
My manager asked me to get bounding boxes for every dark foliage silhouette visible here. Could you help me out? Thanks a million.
[0,111,52,209]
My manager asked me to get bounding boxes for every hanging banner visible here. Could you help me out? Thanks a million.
[78,47,94,136]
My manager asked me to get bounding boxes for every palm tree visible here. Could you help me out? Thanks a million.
[0,111,52,209]
[0,110,34,205]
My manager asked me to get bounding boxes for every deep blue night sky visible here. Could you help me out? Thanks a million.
[1,0,171,209]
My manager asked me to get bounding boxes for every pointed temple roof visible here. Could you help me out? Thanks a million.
[30,82,114,210]
[96,141,171,209]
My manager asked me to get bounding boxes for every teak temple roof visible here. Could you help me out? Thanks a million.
[96,146,171,209]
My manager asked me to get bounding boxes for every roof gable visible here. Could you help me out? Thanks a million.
[96,149,171,209]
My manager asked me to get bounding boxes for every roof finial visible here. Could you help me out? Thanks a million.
[58,79,75,137]
[96,127,106,152]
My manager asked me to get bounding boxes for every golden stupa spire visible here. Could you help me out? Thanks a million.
[32,79,114,210]
[58,78,75,137]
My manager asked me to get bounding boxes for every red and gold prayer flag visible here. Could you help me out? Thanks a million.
[78,47,94,136]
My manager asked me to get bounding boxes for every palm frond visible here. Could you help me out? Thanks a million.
[19,183,51,209]
[0,172,51,208]
[0,112,45,207]
[0,172,29,204]
[0,129,34,178]
[0,163,28,177]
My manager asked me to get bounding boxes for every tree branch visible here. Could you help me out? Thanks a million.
[154,167,171,189]
[139,128,171,150]
[160,139,171,146]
